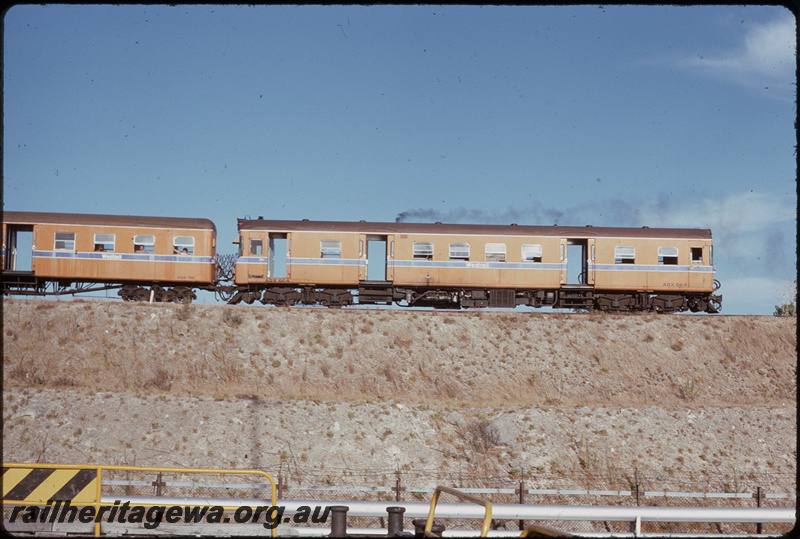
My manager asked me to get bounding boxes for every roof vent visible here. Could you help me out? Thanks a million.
[642,226,649,229]
[510,223,518,226]
[586,224,593,227]
[258,216,264,220]
[359,220,366,223]
[435,221,442,225]
[302,218,309,222]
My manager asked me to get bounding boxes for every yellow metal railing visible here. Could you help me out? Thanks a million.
[425,485,493,537]
[2,463,278,537]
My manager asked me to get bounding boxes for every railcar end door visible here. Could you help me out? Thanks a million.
[4,225,34,272]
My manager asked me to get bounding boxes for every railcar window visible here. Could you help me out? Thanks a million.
[250,239,263,255]
[93,233,115,252]
[521,244,543,263]
[485,243,506,262]
[614,245,635,264]
[321,240,342,258]
[691,247,703,264]
[449,243,470,260]
[173,236,195,255]
[54,232,75,251]
[133,234,155,254]
[658,246,678,265]
[413,242,434,260]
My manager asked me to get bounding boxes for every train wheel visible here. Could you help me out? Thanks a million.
[149,285,166,302]
[171,286,195,303]
[132,287,150,302]
[119,285,138,301]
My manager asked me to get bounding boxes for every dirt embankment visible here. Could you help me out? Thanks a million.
[2,299,796,493]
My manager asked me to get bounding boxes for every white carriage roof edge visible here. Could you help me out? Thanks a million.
[3,211,216,232]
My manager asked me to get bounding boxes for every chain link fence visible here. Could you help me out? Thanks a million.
[4,466,794,535]
[103,469,795,535]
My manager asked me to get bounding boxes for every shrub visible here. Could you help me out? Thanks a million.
[222,309,243,327]
[175,300,194,321]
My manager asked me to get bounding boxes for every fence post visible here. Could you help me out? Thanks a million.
[516,474,526,531]
[756,486,765,534]
[394,471,404,502]
[151,472,164,496]
[277,472,283,499]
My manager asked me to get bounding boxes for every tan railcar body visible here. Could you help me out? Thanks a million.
[591,237,714,292]
[3,212,217,285]
[389,232,563,289]
[234,220,716,294]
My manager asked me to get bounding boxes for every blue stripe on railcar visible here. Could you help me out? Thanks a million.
[33,251,215,264]
[591,264,714,273]
[235,257,714,273]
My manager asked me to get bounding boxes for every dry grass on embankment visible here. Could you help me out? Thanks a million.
[2,299,795,409]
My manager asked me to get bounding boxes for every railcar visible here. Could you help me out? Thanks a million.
[2,212,218,302]
[230,218,721,313]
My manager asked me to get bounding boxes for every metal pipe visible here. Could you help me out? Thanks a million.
[100,495,796,524]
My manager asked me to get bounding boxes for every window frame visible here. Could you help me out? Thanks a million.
[173,236,195,255]
[93,233,115,253]
[134,234,156,254]
[614,245,636,264]
[320,240,342,259]
[485,243,506,262]
[521,244,543,263]
[658,246,678,265]
[54,232,76,251]
[250,238,263,256]
[449,242,470,261]
[413,241,434,260]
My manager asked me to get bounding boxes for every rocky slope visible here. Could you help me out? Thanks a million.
[2,299,796,494]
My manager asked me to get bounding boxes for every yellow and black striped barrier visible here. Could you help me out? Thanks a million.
[3,466,99,505]
[2,463,278,537]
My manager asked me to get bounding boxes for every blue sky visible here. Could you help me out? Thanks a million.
[3,4,796,314]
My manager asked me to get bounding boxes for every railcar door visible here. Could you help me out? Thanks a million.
[559,239,567,284]
[586,238,596,285]
[3,225,34,272]
[268,233,289,279]
[566,239,590,284]
[360,234,392,282]
[242,231,268,281]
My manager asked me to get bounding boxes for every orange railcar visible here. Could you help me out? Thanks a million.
[231,219,720,313]
[2,212,217,302]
